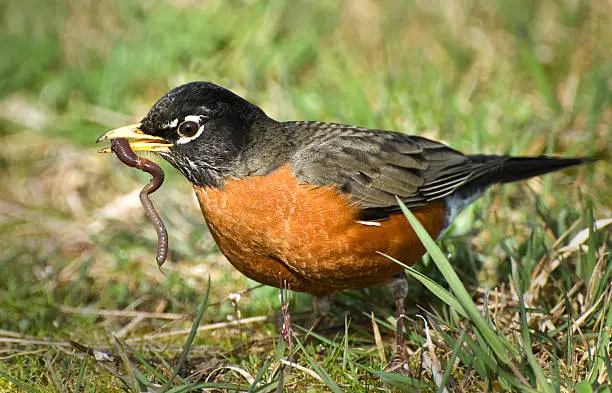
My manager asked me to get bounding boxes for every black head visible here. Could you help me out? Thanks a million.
[139,82,269,186]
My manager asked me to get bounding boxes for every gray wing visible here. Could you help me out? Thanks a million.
[287,121,502,212]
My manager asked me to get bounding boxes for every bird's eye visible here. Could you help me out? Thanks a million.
[177,121,199,137]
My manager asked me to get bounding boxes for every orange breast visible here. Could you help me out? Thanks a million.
[193,165,446,294]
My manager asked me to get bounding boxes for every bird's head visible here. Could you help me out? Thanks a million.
[97,81,269,187]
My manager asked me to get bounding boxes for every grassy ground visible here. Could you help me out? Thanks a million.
[1,0,611,391]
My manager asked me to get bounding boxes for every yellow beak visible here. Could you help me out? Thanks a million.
[96,123,173,153]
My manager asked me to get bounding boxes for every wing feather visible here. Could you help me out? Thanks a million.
[287,122,497,214]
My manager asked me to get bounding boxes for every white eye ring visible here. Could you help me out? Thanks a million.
[176,115,205,144]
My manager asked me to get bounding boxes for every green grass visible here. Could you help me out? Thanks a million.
[1,0,611,391]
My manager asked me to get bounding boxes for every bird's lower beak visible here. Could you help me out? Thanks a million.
[96,123,172,153]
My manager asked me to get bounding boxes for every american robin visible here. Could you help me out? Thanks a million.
[97,81,593,364]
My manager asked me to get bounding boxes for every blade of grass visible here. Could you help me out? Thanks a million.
[380,252,467,318]
[276,363,284,393]
[294,335,344,393]
[74,355,88,393]
[585,204,598,280]
[602,346,612,386]
[461,330,499,374]
[121,340,169,384]
[162,276,211,390]
[437,331,465,393]
[432,318,487,376]
[359,310,396,333]
[165,382,250,393]
[114,337,148,392]
[519,44,562,115]
[564,291,577,382]
[342,313,349,370]
[293,325,343,347]
[371,311,386,364]
[575,381,594,393]
[588,293,612,383]
[0,370,40,393]
[396,197,519,362]
[248,357,272,393]
[352,362,432,390]
[44,355,66,393]
[252,380,281,393]
[512,260,554,393]
[274,339,287,363]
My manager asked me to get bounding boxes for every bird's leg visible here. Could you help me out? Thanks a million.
[387,273,409,370]
[309,294,332,333]
[301,295,332,346]
[279,280,294,361]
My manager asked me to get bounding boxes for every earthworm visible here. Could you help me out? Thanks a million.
[110,138,168,267]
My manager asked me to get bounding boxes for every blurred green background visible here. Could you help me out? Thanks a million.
[1,0,610,390]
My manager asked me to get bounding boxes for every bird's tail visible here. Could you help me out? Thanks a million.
[465,155,596,187]
[439,155,595,227]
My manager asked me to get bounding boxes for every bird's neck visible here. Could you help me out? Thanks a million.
[229,117,297,180]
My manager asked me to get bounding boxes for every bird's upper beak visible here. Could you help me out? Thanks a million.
[96,123,172,153]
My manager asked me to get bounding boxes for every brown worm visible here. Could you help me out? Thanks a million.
[110,138,168,267]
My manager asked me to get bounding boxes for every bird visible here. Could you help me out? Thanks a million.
[97,81,594,366]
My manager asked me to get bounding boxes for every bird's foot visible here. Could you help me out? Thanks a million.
[384,273,410,373]
[385,345,410,373]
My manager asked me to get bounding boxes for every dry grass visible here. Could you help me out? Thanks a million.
[1,0,611,391]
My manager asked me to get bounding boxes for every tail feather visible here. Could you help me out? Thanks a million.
[439,155,595,228]
[466,155,596,187]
